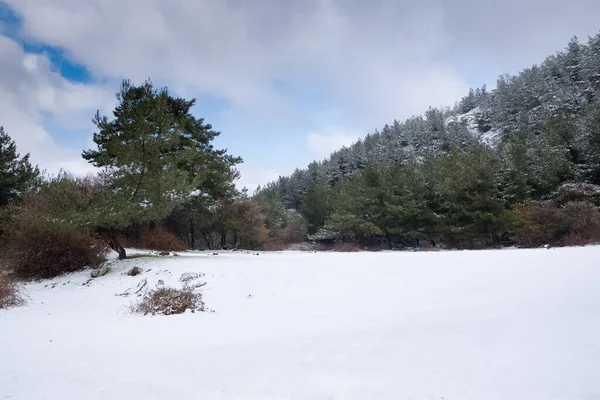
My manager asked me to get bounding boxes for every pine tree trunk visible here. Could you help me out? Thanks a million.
[385,228,393,250]
[233,231,240,249]
[108,229,127,260]
[220,231,227,249]
[188,217,195,250]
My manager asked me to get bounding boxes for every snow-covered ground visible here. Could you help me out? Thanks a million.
[2,247,600,400]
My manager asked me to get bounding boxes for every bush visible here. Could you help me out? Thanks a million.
[128,227,188,252]
[332,242,361,252]
[509,201,600,247]
[549,183,600,206]
[263,241,289,251]
[562,201,600,245]
[3,223,107,280]
[0,275,25,309]
[132,282,205,316]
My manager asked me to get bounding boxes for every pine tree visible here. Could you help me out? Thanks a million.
[300,182,333,234]
[0,127,39,206]
[82,79,240,258]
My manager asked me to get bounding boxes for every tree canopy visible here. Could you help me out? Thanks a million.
[0,127,39,206]
[81,79,241,257]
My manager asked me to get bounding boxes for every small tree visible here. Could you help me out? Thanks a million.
[82,80,241,259]
[0,127,39,206]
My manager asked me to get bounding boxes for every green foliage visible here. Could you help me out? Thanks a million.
[217,199,269,248]
[82,79,241,230]
[254,186,288,236]
[500,126,574,206]
[328,163,435,245]
[300,183,332,234]
[422,145,506,246]
[0,127,39,206]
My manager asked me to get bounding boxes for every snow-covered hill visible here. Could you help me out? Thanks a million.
[446,106,502,147]
[2,247,600,399]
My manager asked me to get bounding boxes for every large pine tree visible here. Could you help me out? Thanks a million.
[82,79,241,258]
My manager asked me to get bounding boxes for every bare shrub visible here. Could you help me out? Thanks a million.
[423,246,442,252]
[363,244,385,252]
[561,201,600,245]
[0,275,25,309]
[332,242,361,252]
[263,241,289,251]
[132,282,205,316]
[278,221,308,244]
[510,201,600,247]
[286,242,328,252]
[4,223,107,280]
[128,227,188,252]
[263,211,308,251]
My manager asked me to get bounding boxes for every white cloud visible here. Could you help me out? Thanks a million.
[235,163,297,194]
[307,129,361,157]
[0,35,113,177]
[3,0,600,188]
[4,0,471,126]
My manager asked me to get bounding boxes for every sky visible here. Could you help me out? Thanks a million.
[1,0,600,192]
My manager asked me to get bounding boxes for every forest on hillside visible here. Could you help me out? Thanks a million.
[2,33,600,283]
[255,33,600,249]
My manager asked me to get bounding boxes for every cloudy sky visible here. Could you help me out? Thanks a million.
[1,0,599,191]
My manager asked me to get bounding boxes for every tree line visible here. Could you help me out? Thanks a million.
[2,32,600,273]
[256,33,600,249]
[0,80,267,279]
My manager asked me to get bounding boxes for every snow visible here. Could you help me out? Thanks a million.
[2,246,600,399]
[446,107,502,147]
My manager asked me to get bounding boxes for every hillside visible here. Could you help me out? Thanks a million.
[2,247,600,399]
[263,35,600,206]
[255,34,600,249]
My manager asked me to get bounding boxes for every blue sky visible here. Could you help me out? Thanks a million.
[1,0,600,191]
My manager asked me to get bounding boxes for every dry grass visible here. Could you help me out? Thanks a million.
[131,282,205,316]
[0,275,25,309]
[331,242,361,252]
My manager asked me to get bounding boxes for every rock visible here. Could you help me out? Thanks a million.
[91,266,111,278]
[127,266,143,276]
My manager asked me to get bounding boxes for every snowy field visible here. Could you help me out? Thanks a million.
[2,247,600,400]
